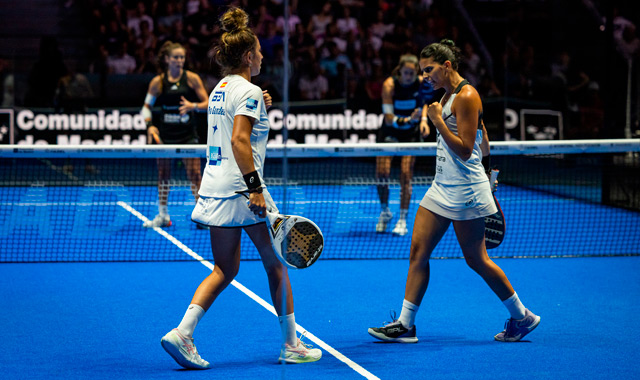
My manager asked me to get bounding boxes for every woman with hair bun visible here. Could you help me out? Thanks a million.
[160,8,322,369]
[368,40,540,344]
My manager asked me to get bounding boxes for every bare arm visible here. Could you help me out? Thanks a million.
[427,87,482,161]
[231,114,266,217]
[144,76,162,144]
[179,71,210,114]
[381,77,395,126]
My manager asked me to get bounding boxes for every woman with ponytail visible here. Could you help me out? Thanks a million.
[141,40,209,228]
[369,40,540,344]
[160,8,322,370]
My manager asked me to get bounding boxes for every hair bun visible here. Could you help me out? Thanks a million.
[440,39,456,48]
[220,7,249,33]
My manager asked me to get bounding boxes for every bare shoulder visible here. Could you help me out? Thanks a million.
[454,84,482,109]
[186,70,203,84]
[148,75,163,94]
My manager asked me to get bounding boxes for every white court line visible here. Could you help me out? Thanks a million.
[117,201,380,380]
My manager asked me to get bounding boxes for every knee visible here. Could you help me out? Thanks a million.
[464,255,489,273]
[214,263,240,284]
[408,242,429,269]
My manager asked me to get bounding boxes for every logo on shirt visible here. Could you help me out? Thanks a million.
[220,82,228,88]
[207,146,224,166]
[246,98,258,111]
[212,91,225,102]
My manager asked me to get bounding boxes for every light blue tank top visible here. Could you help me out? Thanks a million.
[434,80,488,185]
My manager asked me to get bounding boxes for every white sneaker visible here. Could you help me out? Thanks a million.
[143,214,172,228]
[375,210,393,233]
[161,329,210,370]
[392,219,408,236]
[278,337,322,364]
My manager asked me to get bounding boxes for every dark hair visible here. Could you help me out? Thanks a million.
[157,41,185,71]
[212,7,257,75]
[420,39,462,71]
[391,54,419,79]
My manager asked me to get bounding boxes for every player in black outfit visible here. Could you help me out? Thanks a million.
[375,54,441,236]
[141,41,209,228]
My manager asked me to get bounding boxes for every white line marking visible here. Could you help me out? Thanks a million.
[117,201,380,380]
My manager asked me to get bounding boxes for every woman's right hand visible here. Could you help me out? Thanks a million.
[248,192,266,218]
[147,125,161,144]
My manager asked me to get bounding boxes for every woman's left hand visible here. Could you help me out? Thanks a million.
[179,96,194,115]
[263,90,272,109]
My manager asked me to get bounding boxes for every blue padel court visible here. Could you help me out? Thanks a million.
[1,180,639,379]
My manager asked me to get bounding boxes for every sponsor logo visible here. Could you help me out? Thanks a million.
[246,98,258,111]
[208,106,225,115]
[211,91,225,102]
[306,244,323,266]
[16,110,145,132]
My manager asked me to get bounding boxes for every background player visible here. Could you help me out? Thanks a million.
[141,41,209,228]
[376,54,424,236]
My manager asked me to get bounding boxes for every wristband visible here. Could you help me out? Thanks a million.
[421,117,428,121]
[482,155,491,174]
[243,170,262,192]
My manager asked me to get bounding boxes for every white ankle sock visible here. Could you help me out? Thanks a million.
[381,204,389,212]
[502,292,526,319]
[398,299,419,328]
[399,209,408,220]
[159,204,168,216]
[278,313,297,346]
[177,304,205,339]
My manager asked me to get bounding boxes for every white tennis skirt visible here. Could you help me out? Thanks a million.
[420,180,497,221]
[191,189,278,227]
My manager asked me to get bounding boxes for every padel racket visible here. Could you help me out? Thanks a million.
[266,211,324,269]
[485,169,505,249]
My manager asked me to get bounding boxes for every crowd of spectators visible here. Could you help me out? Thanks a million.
[16,0,639,138]
[81,0,497,112]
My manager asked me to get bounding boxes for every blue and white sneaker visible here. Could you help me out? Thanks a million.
[368,314,418,343]
[494,309,540,342]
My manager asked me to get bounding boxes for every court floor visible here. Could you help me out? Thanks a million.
[1,256,639,380]
[1,181,639,379]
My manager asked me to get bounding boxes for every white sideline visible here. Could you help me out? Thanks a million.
[117,201,380,380]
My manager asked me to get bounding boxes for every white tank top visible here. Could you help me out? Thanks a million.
[199,75,269,197]
[434,81,488,185]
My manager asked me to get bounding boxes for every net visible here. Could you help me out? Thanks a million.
[1,140,639,262]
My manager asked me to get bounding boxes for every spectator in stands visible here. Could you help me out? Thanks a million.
[336,5,359,37]
[275,7,302,35]
[127,1,154,38]
[137,19,158,51]
[141,41,209,229]
[259,20,283,60]
[24,36,68,107]
[298,62,329,100]
[253,4,276,37]
[307,1,334,38]
[157,1,183,37]
[107,41,137,74]
[0,57,15,107]
[55,62,95,113]
[460,41,482,86]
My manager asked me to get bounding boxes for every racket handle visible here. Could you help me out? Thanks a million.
[490,169,499,192]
